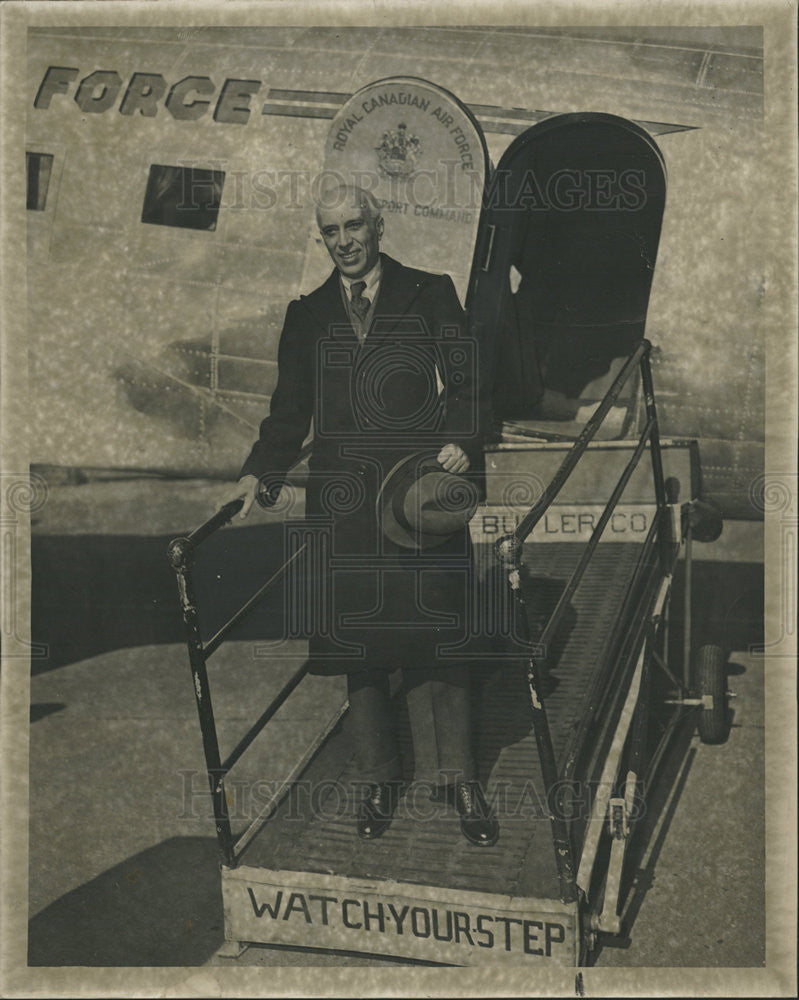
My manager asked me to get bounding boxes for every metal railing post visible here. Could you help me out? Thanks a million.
[497,537,578,903]
[639,344,670,572]
[682,519,693,687]
[167,535,234,866]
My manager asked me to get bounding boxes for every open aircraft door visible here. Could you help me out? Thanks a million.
[469,112,667,435]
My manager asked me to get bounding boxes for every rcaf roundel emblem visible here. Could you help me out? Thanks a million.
[375,122,421,177]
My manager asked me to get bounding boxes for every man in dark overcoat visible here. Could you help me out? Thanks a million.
[220,183,498,847]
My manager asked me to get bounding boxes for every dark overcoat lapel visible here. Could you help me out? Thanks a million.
[297,253,434,345]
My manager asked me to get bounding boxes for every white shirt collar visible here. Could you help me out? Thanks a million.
[340,257,382,300]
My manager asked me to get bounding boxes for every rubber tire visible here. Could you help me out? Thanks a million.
[696,644,729,744]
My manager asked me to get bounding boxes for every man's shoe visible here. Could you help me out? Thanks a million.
[357,781,402,840]
[455,781,499,847]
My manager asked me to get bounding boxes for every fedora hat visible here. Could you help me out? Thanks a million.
[376,450,479,550]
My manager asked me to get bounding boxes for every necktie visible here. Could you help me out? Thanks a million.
[350,280,371,324]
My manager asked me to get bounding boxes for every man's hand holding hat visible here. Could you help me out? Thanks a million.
[436,442,470,475]
[377,446,479,550]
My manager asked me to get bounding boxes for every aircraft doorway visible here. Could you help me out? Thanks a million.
[468,113,667,438]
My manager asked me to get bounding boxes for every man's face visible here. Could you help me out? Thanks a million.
[317,197,384,279]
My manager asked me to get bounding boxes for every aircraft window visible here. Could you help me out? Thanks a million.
[141,164,225,231]
[26,152,54,211]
